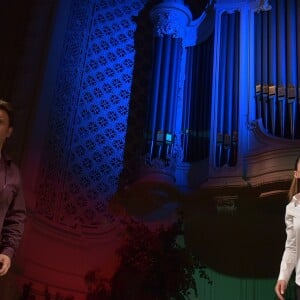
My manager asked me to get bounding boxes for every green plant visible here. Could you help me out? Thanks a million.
[110,217,212,300]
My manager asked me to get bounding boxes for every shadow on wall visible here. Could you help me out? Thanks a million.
[111,178,289,278]
[182,181,289,278]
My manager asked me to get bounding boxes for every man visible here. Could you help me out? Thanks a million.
[0,99,26,276]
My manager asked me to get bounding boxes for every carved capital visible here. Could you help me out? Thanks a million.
[150,3,192,38]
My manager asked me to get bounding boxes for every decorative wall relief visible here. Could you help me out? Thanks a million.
[36,0,152,232]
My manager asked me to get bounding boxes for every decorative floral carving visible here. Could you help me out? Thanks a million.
[36,0,151,232]
[150,5,191,38]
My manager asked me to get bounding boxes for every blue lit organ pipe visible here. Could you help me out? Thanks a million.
[182,38,213,162]
[198,46,205,159]
[277,0,287,137]
[182,47,193,161]
[147,0,193,163]
[146,35,182,160]
[156,36,171,131]
[254,0,300,139]
[166,38,182,156]
[147,37,163,157]
[183,46,199,162]
[232,19,239,166]
[204,40,213,159]
[286,0,297,85]
[268,4,277,135]
[216,13,228,167]
[261,11,269,131]
[255,13,262,119]
[197,42,212,161]
[223,13,235,165]
[190,46,200,161]
[155,36,172,158]
[195,38,213,161]
[286,0,297,139]
[215,12,239,167]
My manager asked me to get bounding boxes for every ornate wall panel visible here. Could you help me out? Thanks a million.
[36,0,152,232]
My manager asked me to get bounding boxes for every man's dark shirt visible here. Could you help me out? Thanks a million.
[0,154,26,258]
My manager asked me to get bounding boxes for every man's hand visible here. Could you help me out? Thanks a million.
[0,254,11,276]
[275,280,287,300]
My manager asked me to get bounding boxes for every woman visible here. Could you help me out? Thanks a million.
[275,155,300,299]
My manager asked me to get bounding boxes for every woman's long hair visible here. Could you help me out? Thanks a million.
[288,155,300,201]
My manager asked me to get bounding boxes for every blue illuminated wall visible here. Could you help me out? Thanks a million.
[34,0,153,231]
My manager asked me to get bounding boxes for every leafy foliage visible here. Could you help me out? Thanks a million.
[109,217,212,300]
[85,216,212,300]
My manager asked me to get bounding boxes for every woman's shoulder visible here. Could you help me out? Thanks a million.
[290,193,300,207]
[286,194,300,216]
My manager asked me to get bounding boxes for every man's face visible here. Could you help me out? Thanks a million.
[0,109,12,149]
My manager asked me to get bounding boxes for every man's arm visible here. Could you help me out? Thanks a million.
[0,183,26,260]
